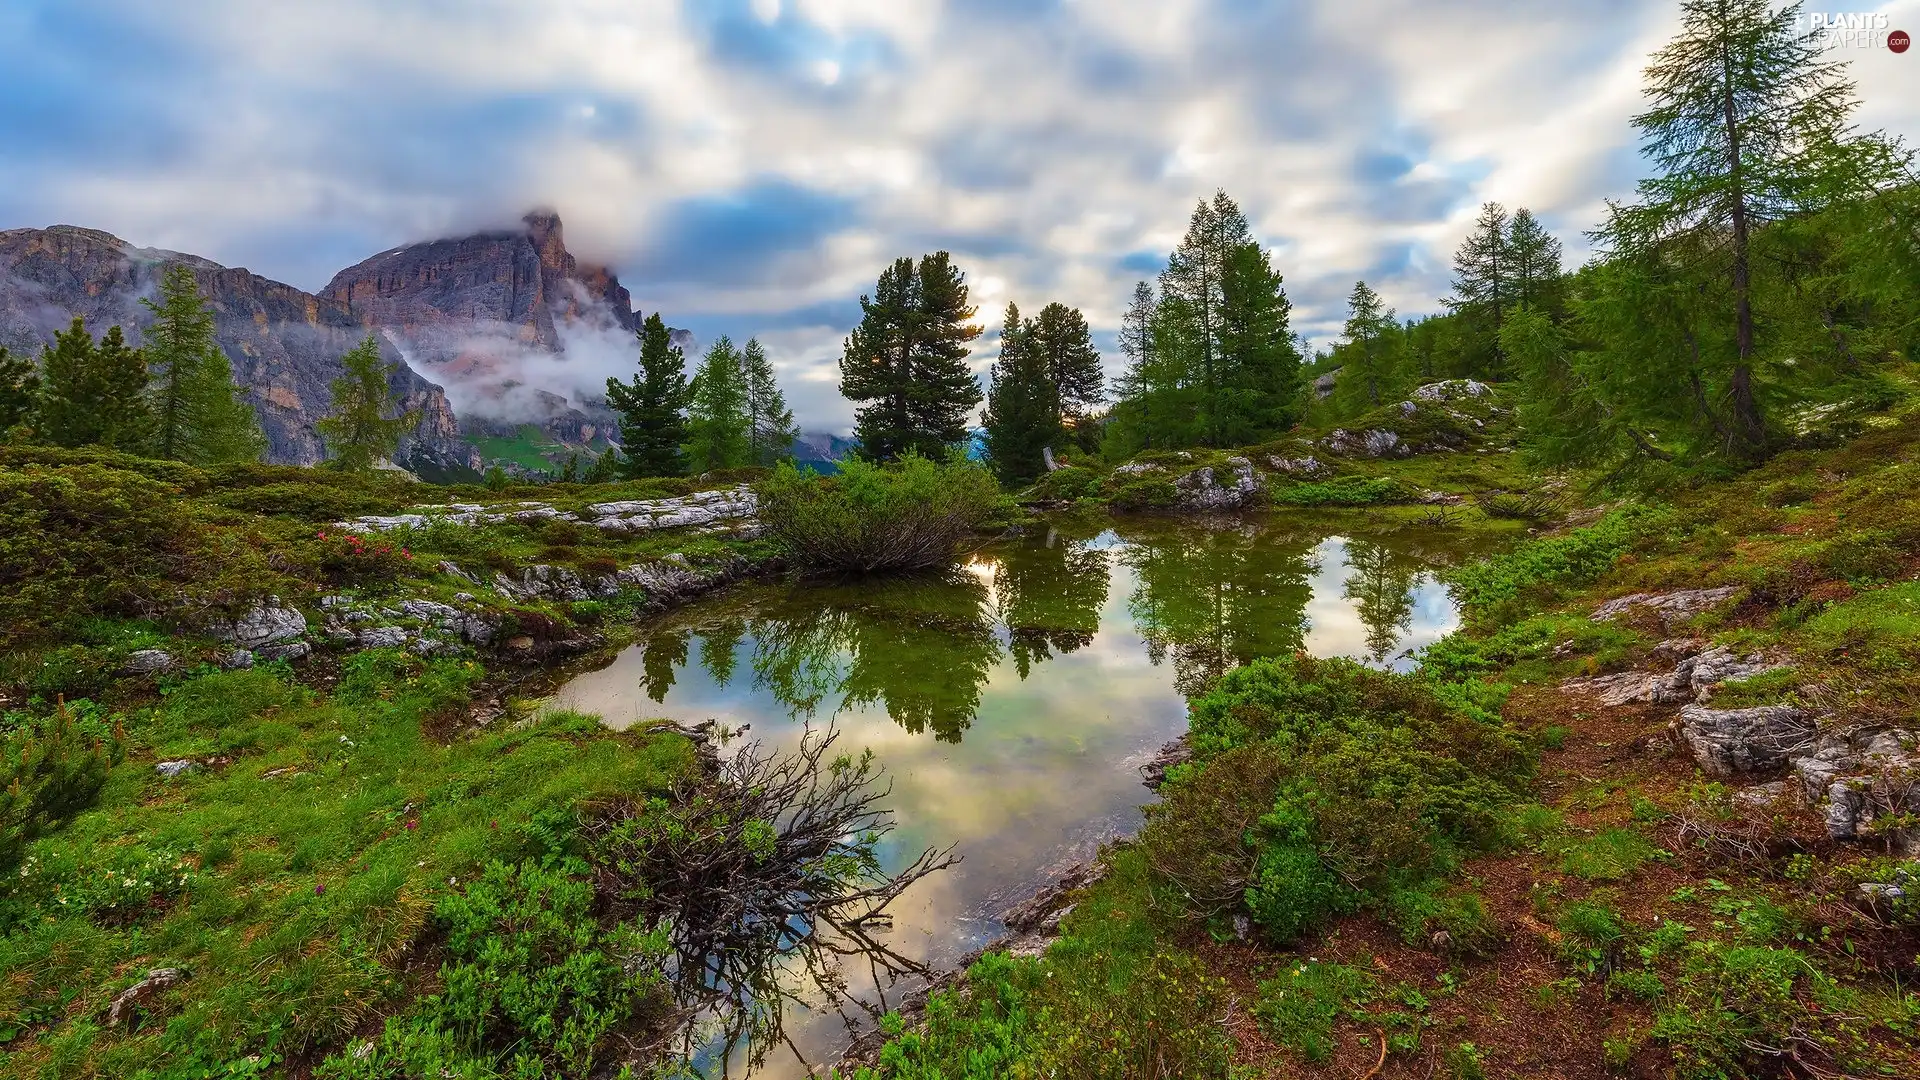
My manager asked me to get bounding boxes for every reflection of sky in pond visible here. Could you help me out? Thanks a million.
[548,517,1488,1076]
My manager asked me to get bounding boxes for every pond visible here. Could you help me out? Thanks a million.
[549,513,1503,1075]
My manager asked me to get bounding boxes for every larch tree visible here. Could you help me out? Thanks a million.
[1339,281,1397,408]
[316,336,420,472]
[741,337,798,465]
[606,313,692,478]
[1216,239,1301,441]
[1596,0,1866,457]
[1506,208,1566,315]
[1445,202,1512,379]
[141,263,264,464]
[37,319,152,451]
[839,252,983,462]
[685,334,751,473]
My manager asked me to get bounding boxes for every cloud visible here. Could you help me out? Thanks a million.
[4,0,1917,433]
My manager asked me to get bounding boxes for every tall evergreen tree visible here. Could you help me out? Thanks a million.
[741,337,798,465]
[981,303,1058,486]
[1506,208,1565,315]
[0,346,38,434]
[1159,191,1254,445]
[1597,0,1865,457]
[317,336,421,471]
[1217,240,1302,441]
[1339,281,1397,408]
[606,313,691,478]
[1026,302,1104,424]
[1445,202,1512,379]
[38,319,152,451]
[140,263,265,464]
[838,252,983,462]
[685,335,751,473]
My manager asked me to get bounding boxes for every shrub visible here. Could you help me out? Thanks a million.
[318,860,670,1079]
[1271,476,1402,507]
[1650,944,1866,1080]
[1104,474,1179,510]
[1030,465,1101,502]
[755,453,1001,573]
[311,529,415,587]
[1445,507,1652,626]
[1137,743,1291,919]
[1386,882,1504,956]
[1,702,119,874]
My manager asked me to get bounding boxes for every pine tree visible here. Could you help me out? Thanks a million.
[741,337,797,465]
[1445,202,1512,379]
[0,346,38,434]
[1506,208,1565,314]
[584,445,620,484]
[685,334,751,473]
[37,319,152,451]
[605,313,691,478]
[140,263,265,464]
[1159,191,1256,445]
[1217,240,1302,441]
[1597,0,1866,457]
[839,252,983,462]
[317,336,421,471]
[1340,281,1397,408]
[188,348,268,464]
[1026,302,1104,424]
[981,303,1058,486]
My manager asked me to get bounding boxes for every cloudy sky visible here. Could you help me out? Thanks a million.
[3,0,1915,431]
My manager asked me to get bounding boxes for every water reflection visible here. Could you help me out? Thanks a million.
[549,515,1500,1076]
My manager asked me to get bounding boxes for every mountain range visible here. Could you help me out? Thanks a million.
[0,211,842,476]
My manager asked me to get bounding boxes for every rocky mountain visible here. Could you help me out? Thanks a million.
[322,210,669,458]
[0,226,478,471]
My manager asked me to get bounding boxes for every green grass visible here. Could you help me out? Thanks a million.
[0,656,695,1078]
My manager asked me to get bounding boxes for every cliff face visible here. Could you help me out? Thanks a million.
[319,211,645,457]
[0,226,479,470]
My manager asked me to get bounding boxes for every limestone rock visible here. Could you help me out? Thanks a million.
[1172,460,1260,510]
[121,649,175,675]
[221,649,255,670]
[1322,428,1409,459]
[1789,728,1919,844]
[1591,587,1742,626]
[155,760,199,779]
[1112,462,1164,477]
[1413,379,1492,402]
[218,598,307,650]
[1265,455,1328,478]
[356,626,410,650]
[1561,644,1780,707]
[1674,704,1816,777]
[108,968,186,1027]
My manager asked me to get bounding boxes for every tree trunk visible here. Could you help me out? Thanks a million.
[1722,44,1766,455]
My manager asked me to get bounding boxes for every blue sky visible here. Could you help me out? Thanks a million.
[3,0,1915,431]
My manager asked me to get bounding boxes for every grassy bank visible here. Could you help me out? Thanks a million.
[849,398,1920,1078]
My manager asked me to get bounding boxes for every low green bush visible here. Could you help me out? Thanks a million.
[1030,465,1102,502]
[1650,943,1868,1080]
[1,702,119,876]
[756,453,1001,573]
[1252,961,1376,1063]
[1104,474,1179,510]
[1445,507,1653,626]
[1271,476,1402,506]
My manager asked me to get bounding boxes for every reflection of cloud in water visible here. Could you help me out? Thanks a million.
[545,520,1474,1076]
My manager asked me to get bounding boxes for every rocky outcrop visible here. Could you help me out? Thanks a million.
[1172,457,1260,510]
[1413,379,1492,403]
[1321,427,1410,459]
[1674,704,1816,777]
[213,597,308,651]
[1790,728,1919,847]
[0,226,476,470]
[1591,587,1743,626]
[335,486,760,536]
[1561,643,1780,707]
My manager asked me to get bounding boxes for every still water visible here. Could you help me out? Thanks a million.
[550,514,1497,1075]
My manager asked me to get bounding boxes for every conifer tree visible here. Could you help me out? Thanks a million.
[839,252,983,461]
[584,445,620,484]
[1160,192,1250,445]
[606,313,691,478]
[1026,302,1104,424]
[0,346,38,435]
[38,319,152,451]
[741,337,798,465]
[1444,202,1512,379]
[1217,241,1302,440]
[685,334,751,473]
[1339,281,1397,408]
[981,303,1058,486]
[1597,0,1867,457]
[1506,208,1565,315]
[140,263,265,464]
[317,336,420,471]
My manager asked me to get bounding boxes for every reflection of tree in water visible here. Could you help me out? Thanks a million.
[993,529,1110,678]
[1341,539,1423,664]
[698,620,745,687]
[640,629,690,702]
[1120,522,1315,696]
[746,570,1002,742]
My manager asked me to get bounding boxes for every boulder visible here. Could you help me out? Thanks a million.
[1591,587,1742,626]
[493,564,592,603]
[256,641,311,662]
[121,649,175,675]
[1789,728,1919,844]
[1674,704,1816,776]
[1413,379,1492,402]
[1265,455,1328,478]
[108,968,187,1027]
[155,760,199,779]
[220,649,255,670]
[218,598,308,649]
[1112,462,1164,477]
[1321,428,1409,459]
[1561,644,1780,707]
[355,627,410,650]
[1172,459,1260,511]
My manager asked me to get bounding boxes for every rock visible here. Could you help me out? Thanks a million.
[1399,400,1418,416]
[121,649,175,675]
[1591,587,1742,625]
[1112,462,1164,477]
[1674,705,1816,777]
[1561,644,1780,707]
[1313,370,1340,399]
[1002,863,1101,933]
[1413,379,1492,402]
[1172,460,1260,510]
[1789,728,1919,844]
[155,760,199,779]
[1733,780,1789,810]
[437,561,479,584]
[221,649,255,670]
[217,597,308,650]
[355,627,410,650]
[108,968,186,1027]
[255,641,311,662]
[1265,455,1328,478]
[1139,736,1193,789]
[1322,427,1408,459]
